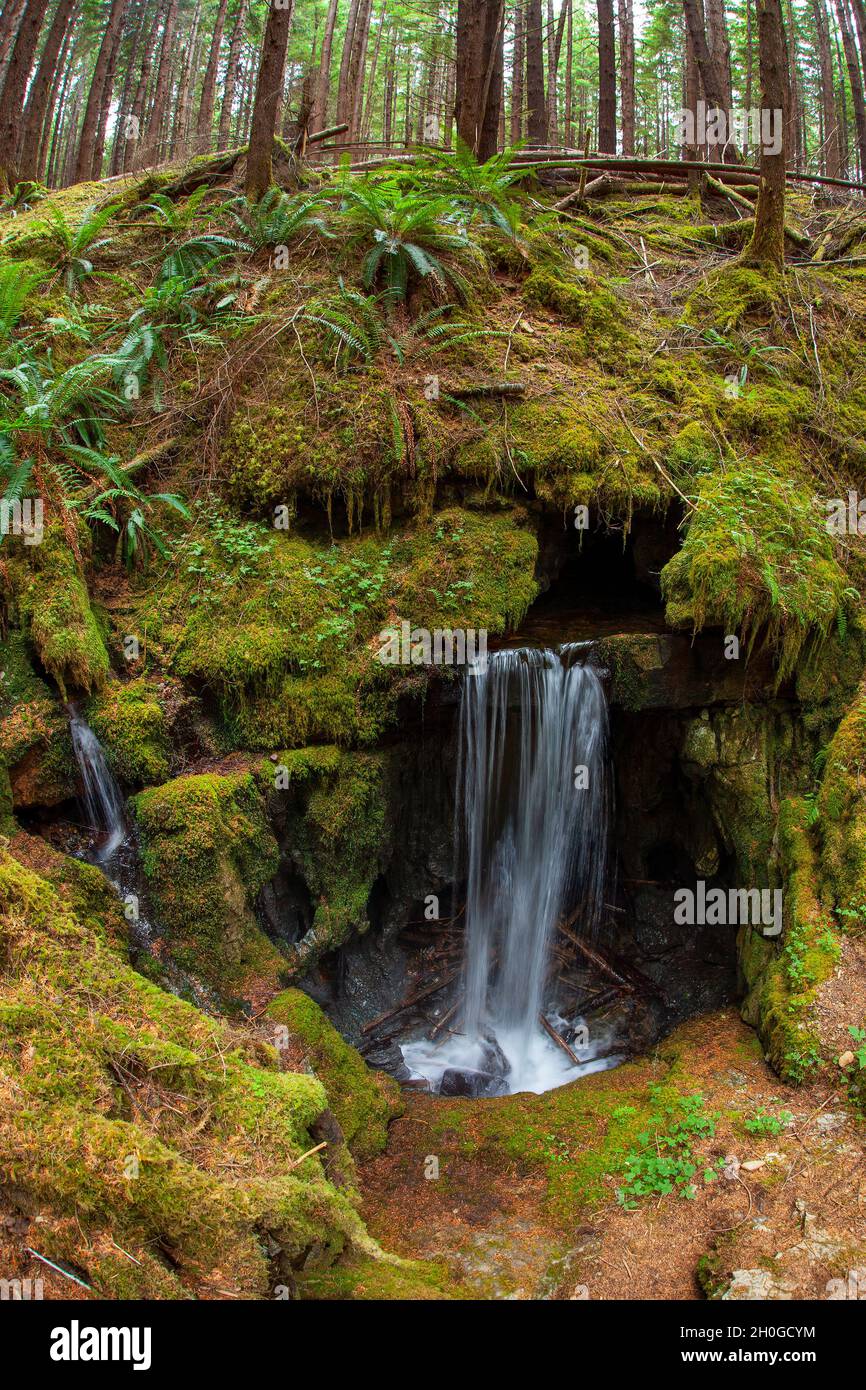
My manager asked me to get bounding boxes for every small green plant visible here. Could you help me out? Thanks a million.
[31,200,120,294]
[616,1089,722,1209]
[227,187,332,252]
[335,178,480,305]
[848,1026,866,1069]
[743,1107,793,1136]
[410,139,526,234]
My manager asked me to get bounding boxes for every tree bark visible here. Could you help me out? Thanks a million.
[218,0,249,149]
[18,0,78,182]
[836,0,866,177]
[682,0,738,158]
[195,0,230,153]
[455,0,505,158]
[73,0,130,183]
[0,0,49,189]
[511,1,524,143]
[597,0,616,152]
[0,0,27,85]
[310,0,339,130]
[617,0,634,155]
[525,0,546,143]
[245,0,294,199]
[742,0,788,269]
[137,0,178,167]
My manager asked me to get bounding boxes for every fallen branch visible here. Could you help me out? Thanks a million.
[539,1011,582,1065]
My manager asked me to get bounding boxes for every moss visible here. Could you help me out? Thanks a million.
[3,528,109,699]
[521,267,624,336]
[683,264,782,331]
[133,771,284,998]
[260,748,391,971]
[86,678,170,788]
[0,847,376,1296]
[817,686,866,916]
[297,1252,460,1300]
[661,461,854,684]
[266,989,401,1158]
[751,798,839,1082]
[0,633,76,808]
[133,503,538,750]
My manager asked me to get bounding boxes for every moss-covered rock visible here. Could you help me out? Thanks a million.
[749,798,839,1082]
[3,528,109,699]
[86,678,171,788]
[134,771,284,997]
[266,989,401,1158]
[0,846,377,1297]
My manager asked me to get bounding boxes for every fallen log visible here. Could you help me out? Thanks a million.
[361,967,461,1035]
[539,1011,582,1065]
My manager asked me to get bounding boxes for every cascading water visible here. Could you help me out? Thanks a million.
[68,707,128,862]
[403,646,616,1096]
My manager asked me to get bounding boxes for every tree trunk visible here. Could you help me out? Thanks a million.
[597,0,616,152]
[0,0,27,85]
[0,0,49,189]
[617,0,634,155]
[742,0,788,269]
[310,0,339,130]
[137,0,178,167]
[564,0,573,146]
[218,0,249,149]
[511,1,524,143]
[195,0,230,152]
[525,0,546,143]
[92,0,135,178]
[836,0,866,177]
[682,0,738,158]
[18,0,78,182]
[73,0,129,183]
[455,0,505,158]
[245,0,294,199]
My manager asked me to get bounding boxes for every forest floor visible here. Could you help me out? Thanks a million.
[300,1010,866,1300]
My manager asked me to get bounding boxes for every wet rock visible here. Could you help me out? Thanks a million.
[439,1067,506,1098]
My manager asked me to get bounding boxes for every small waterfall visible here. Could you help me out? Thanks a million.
[403,647,612,1096]
[68,708,128,862]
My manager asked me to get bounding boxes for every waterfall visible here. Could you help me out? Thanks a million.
[68,709,127,862]
[403,647,612,1096]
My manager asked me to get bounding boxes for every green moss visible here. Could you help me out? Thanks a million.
[684,264,782,331]
[661,461,855,683]
[297,1252,461,1300]
[3,528,109,699]
[0,633,76,808]
[266,989,401,1158]
[751,798,839,1082]
[133,503,538,750]
[522,267,624,335]
[259,748,390,971]
[86,678,170,787]
[133,771,284,997]
[0,846,376,1296]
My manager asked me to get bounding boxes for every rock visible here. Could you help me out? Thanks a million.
[722,1268,796,1300]
[838,1050,855,1068]
[439,1067,506,1098]
[741,1159,764,1171]
[816,1111,847,1133]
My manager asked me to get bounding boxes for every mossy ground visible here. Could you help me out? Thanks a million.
[0,838,380,1298]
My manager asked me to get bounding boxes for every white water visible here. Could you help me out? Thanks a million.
[403,647,616,1096]
[68,709,128,862]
